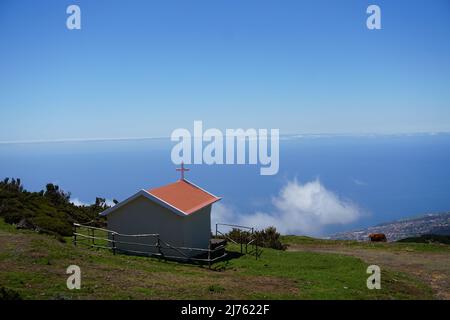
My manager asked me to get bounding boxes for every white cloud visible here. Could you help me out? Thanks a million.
[212,179,362,236]
[211,202,237,230]
[352,178,368,186]
[70,198,88,206]
[70,198,116,207]
[105,199,117,207]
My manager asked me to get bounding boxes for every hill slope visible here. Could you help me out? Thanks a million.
[281,235,450,299]
[0,178,109,238]
[0,219,436,300]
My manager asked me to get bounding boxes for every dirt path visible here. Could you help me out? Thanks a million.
[287,245,450,300]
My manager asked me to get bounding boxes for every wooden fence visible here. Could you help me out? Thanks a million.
[215,223,261,259]
[72,223,227,267]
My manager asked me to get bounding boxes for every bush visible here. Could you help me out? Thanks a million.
[0,287,22,300]
[0,177,109,237]
[208,284,225,293]
[225,228,252,243]
[254,227,287,250]
[32,214,73,236]
[397,234,450,245]
[224,226,287,250]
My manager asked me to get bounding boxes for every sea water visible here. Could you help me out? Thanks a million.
[1,133,449,236]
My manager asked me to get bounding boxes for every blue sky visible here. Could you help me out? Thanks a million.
[1,0,449,142]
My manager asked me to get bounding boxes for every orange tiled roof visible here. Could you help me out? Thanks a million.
[147,179,220,214]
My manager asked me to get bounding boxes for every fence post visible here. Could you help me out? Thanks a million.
[245,229,250,254]
[112,232,116,255]
[250,228,256,255]
[255,237,258,260]
[157,235,162,257]
[240,232,243,254]
[91,228,95,247]
[208,241,211,269]
[73,224,77,246]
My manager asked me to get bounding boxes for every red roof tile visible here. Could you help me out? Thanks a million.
[147,179,221,214]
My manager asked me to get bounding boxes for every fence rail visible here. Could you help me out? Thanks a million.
[73,223,227,267]
[215,223,261,259]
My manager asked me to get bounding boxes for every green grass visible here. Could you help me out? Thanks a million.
[208,284,226,293]
[71,225,110,248]
[281,235,450,253]
[0,219,436,300]
[217,244,433,299]
[397,234,450,245]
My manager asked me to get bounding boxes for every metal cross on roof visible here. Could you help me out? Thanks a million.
[176,162,190,180]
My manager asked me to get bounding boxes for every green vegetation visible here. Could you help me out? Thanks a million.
[208,284,225,293]
[397,234,450,245]
[0,177,445,300]
[0,218,435,300]
[225,226,287,250]
[0,287,22,300]
[0,178,111,238]
[281,235,450,253]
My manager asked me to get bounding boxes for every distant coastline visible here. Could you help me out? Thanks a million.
[330,212,450,242]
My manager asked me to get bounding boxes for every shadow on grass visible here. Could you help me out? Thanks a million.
[109,247,247,271]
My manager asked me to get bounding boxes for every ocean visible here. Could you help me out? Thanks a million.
[1,133,449,237]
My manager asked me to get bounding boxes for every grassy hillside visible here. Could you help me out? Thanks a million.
[281,235,450,299]
[397,234,450,245]
[0,219,435,300]
[281,235,450,253]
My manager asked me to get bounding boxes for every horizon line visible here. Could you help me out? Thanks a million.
[0,131,449,145]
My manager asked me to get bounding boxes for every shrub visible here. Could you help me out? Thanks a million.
[32,214,73,236]
[208,284,225,293]
[254,227,287,250]
[224,226,287,250]
[397,234,450,245]
[225,228,252,243]
[0,177,109,237]
[0,287,22,300]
